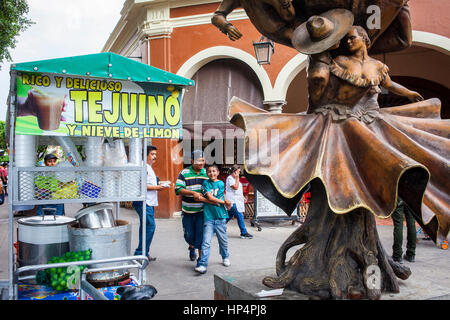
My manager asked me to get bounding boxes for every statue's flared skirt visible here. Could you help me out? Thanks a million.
[229,97,450,243]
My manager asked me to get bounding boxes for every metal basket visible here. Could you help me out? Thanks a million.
[15,166,145,204]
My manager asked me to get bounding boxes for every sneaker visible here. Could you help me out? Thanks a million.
[403,254,415,263]
[194,265,207,274]
[222,258,231,267]
[392,256,403,263]
[189,248,197,261]
[147,256,157,261]
[240,233,253,239]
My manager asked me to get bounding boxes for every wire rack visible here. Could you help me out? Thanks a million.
[13,166,145,205]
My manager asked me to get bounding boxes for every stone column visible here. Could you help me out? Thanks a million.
[264,100,286,113]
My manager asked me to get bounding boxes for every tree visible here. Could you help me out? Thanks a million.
[0,0,34,68]
[0,120,6,150]
[0,120,8,162]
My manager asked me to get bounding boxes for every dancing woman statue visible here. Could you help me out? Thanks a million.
[227,9,450,299]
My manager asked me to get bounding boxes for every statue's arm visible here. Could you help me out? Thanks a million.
[211,0,243,41]
[381,74,424,102]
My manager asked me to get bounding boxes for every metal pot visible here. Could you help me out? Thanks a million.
[17,213,75,272]
[68,219,131,286]
[75,203,116,229]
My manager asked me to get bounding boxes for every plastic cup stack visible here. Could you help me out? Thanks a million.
[83,137,104,189]
[85,137,103,167]
[103,172,118,198]
[15,135,36,201]
[124,138,142,198]
[54,136,83,167]
[128,138,142,166]
[121,168,141,198]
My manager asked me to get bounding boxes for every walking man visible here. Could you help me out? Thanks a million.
[132,145,168,261]
[225,165,253,239]
[392,198,417,263]
[175,150,209,261]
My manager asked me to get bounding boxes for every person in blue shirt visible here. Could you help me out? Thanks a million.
[194,164,232,274]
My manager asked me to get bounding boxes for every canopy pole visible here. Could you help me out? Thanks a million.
[8,72,17,300]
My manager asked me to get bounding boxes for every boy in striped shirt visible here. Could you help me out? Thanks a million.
[175,150,209,261]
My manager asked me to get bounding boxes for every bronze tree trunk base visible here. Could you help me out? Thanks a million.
[262,179,411,300]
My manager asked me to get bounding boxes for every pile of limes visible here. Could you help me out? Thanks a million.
[36,249,92,291]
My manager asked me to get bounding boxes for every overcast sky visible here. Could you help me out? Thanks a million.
[0,0,125,121]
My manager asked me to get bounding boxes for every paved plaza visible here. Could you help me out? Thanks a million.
[0,197,448,300]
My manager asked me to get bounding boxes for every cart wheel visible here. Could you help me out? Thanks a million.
[257,227,262,232]
[251,221,255,227]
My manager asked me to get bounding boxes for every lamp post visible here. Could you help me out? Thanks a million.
[253,36,275,65]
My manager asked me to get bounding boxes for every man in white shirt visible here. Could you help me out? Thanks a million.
[225,165,253,239]
[132,145,169,261]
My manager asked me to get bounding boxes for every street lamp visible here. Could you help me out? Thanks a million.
[253,36,275,65]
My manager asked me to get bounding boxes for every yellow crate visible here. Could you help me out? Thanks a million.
[52,181,78,199]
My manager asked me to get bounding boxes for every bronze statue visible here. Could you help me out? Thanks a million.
[212,0,412,53]
[217,4,450,299]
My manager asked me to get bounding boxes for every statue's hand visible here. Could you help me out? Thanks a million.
[225,24,242,41]
[408,91,424,102]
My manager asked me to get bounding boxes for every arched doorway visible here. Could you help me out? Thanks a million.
[374,44,450,119]
[182,58,264,123]
[182,58,264,165]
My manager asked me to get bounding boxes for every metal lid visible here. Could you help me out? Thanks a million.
[18,215,75,226]
[75,203,114,220]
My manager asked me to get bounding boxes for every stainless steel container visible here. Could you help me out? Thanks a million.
[17,214,75,273]
[68,219,131,285]
[75,203,116,229]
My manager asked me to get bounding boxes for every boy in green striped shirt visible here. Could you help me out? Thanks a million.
[175,150,209,261]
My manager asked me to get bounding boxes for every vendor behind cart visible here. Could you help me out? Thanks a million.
[35,153,65,216]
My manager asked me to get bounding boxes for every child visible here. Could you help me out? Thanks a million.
[194,165,232,274]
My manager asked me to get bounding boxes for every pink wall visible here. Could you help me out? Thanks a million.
[409,0,450,37]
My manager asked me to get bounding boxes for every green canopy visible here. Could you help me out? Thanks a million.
[10,52,194,86]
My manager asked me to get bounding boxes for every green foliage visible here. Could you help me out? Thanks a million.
[0,0,34,67]
[0,121,8,162]
[0,121,6,151]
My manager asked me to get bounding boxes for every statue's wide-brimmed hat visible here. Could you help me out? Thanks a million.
[292,9,354,54]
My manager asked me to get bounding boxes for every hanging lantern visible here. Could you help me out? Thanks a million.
[253,36,275,65]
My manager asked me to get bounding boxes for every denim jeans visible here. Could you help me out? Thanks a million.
[132,201,156,256]
[197,219,229,268]
[226,204,248,235]
[36,204,65,216]
[182,213,204,249]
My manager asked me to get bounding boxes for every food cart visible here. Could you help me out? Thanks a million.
[5,52,194,300]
